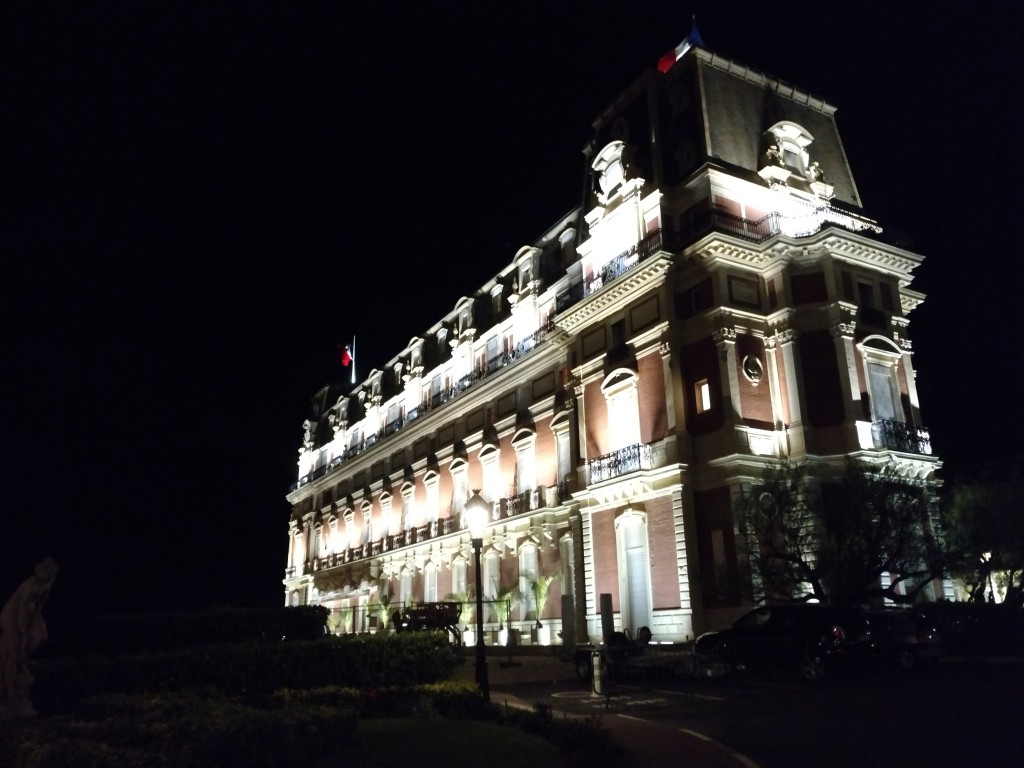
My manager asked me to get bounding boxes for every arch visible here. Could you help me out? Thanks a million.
[601,367,639,393]
[858,334,903,356]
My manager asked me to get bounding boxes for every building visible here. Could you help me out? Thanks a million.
[283,33,942,644]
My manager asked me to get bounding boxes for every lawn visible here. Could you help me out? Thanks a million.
[334,718,562,768]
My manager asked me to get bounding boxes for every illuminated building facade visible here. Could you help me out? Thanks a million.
[283,42,942,643]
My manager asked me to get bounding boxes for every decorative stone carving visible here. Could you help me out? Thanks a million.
[0,557,58,717]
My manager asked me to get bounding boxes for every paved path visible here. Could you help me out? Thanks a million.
[455,650,758,768]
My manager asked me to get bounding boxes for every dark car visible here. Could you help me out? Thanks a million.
[864,609,942,670]
[695,603,872,681]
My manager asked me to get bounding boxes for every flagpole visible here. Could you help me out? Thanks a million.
[350,335,356,385]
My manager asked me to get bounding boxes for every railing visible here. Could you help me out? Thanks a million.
[557,229,668,313]
[588,443,654,483]
[287,320,557,493]
[871,420,932,455]
[305,485,568,571]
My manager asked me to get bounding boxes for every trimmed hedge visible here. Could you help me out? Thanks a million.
[32,633,460,714]
[42,606,330,657]
[5,688,356,768]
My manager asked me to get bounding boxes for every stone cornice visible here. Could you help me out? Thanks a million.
[557,255,672,333]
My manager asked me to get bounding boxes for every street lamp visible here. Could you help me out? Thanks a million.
[465,489,490,704]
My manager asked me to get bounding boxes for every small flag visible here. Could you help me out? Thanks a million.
[657,20,704,74]
[339,345,352,367]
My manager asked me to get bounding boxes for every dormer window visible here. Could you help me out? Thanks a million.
[592,141,637,202]
[760,122,816,185]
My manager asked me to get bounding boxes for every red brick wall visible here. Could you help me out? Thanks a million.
[591,508,620,610]
[683,336,724,435]
[694,486,742,607]
[735,333,773,427]
[791,271,828,304]
[645,496,681,609]
[638,351,668,443]
[584,378,608,459]
[800,330,845,427]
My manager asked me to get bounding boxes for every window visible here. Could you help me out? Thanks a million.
[611,319,626,348]
[360,503,371,545]
[450,459,468,519]
[512,429,537,494]
[519,544,539,619]
[858,336,903,424]
[602,369,641,451]
[401,483,415,530]
[868,361,899,422]
[424,562,438,603]
[483,552,500,623]
[400,569,413,609]
[615,511,652,635]
[560,535,576,607]
[695,379,712,413]
[425,471,440,523]
[480,445,500,504]
[552,416,572,488]
[380,493,393,537]
[764,121,814,177]
[356,595,368,633]
[452,557,468,597]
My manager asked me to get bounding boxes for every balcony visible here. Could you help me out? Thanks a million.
[682,202,882,247]
[287,320,555,493]
[304,484,568,572]
[588,442,654,484]
[870,419,932,455]
[557,229,669,314]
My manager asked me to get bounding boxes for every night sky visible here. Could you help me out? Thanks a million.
[5,3,1021,618]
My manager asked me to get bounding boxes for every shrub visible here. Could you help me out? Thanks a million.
[32,632,460,714]
[6,689,356,768]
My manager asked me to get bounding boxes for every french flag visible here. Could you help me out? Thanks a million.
[657,21,704,74]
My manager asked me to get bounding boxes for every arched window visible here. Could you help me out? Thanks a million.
[479,443,501,505]
[424,561,438,603]
[615,510,652,635]
[559,534,576,608]
[857,335,904,423]
[518,543,539,619]
[449,458,468,519]
[401,481,416,530]
[424,470,440,523]
[602,368,641,451]
[483,551,500,623]
[380,491,393,538]
[512,428,537,495]
[452,557,468,597]
[400,568,413,609]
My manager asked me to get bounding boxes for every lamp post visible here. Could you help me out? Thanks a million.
[465,489,490,704]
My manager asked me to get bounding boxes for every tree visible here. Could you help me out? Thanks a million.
[736,461,826,601]
[737,460,939,604]
[942,477,1024,607]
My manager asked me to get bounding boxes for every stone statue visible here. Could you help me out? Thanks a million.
[0,557,58,717]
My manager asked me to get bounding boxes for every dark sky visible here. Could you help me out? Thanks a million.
[4,2,1020,616]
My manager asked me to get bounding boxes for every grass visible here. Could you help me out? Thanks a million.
[331,718,562,768]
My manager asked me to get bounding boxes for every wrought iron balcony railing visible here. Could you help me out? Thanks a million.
[588,442,654,484]
[871,419,932,455]
[287,320,555,492]
[557,229,668,313]
[303,485,569,572]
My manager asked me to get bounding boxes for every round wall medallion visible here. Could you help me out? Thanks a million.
[742,355,763,384]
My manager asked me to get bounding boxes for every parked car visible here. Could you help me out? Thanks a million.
[695,603,872,681]
[864,609,942,670]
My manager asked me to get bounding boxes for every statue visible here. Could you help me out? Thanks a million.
[0,557,58,717]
